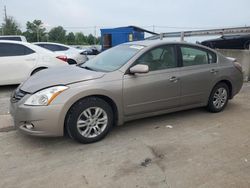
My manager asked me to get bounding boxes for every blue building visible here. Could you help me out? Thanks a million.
[100,26,157,50]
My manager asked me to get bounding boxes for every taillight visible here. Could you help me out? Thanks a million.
[233,61,243,72]
[56,55,68,63]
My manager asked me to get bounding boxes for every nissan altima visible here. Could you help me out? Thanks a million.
[10,40,243,143]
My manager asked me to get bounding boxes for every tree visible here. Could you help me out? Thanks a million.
[96,36,101,45]
[75,32,87,45]
[87,34,95,45]
[66,32,75,45]
[2,16,21,35]
[23,20,46,42]
[48,26,66,43]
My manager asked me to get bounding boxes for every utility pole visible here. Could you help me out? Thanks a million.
[2,6,8,35]
[94,26,97,45]
[1,5,7,35]
[4,5,7,21]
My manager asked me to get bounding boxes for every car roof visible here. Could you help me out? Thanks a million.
[124,39,217,52]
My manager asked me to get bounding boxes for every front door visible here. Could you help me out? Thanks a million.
[123,45,181,116]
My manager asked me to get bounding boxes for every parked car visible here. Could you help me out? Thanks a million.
[0,35,27,42]
[0,40,68,85]
[10,40,243,143]
[82,47,100,55]
[34,42,88,64]
[201,34,250,50]
[82,47,100,60]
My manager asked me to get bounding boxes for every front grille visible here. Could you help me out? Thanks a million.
[11,89,28,103]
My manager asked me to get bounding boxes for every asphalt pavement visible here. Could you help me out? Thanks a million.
[0,84,250,188]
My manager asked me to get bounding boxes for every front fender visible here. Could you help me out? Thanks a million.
[52,80,124,134]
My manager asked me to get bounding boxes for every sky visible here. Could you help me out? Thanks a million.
[0,0,250,41]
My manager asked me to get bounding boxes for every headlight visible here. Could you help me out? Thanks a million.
[24,86,68,106]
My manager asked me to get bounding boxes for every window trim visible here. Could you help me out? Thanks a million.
[177,44,217,67]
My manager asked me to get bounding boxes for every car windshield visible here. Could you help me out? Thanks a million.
[80,44,144,72]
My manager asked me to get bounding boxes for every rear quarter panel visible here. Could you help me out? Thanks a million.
[215,54,243,98]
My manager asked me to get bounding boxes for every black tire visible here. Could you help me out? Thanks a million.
[31,67,47,75]
[67,59,77,65]
[244,41,250,50]
[66,97,113,144]
[207,83,229,113]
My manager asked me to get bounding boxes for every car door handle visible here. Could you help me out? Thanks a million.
[169,76,179,82]
[210,69,219,74]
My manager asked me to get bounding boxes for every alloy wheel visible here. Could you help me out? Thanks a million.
[213,88,228,109]
[76,107,108,138]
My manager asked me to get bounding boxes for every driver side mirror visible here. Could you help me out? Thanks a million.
[129,64,149,74]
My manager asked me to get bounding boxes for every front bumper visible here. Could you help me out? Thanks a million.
[10,96,65,137]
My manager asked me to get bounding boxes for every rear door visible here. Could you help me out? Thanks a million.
[0,43,37,85]
[178,45,218,106]
[123,45,181,116]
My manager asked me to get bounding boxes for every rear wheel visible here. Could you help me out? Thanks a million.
[66,97,113,144]
[207,83,229,113]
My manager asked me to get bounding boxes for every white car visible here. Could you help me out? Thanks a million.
[34,42,88,64]
[0,40,68,85]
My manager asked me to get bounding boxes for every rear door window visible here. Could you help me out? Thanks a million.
[0,43,35,57]
[42,44,68,51]
[42,44,59,51]
[208,52,217,64]
[181,47,208,66]
[57,45,69,51]
[180,46,217,67]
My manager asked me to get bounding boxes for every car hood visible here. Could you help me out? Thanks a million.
[20,66,105,93]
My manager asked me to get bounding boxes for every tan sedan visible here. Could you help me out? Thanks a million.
[10,41,243,143]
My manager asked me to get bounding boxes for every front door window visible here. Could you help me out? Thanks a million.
[135,46,177,71]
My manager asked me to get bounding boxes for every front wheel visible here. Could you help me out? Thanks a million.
[207,83,229,113]
[66,97,113,144]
